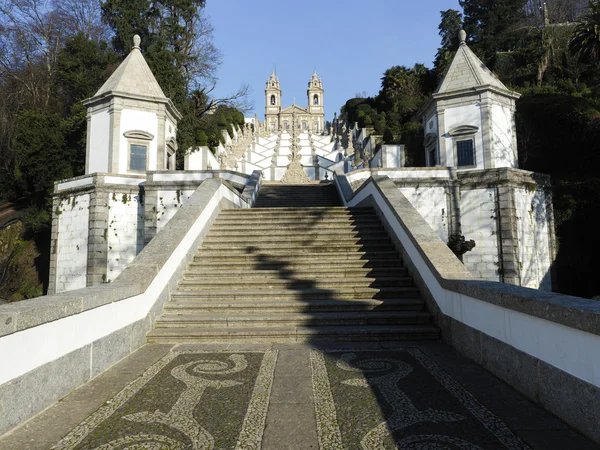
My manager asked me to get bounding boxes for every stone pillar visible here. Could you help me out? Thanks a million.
[47,194,61,294]
[143,182,159,245]
[496,184,521,285]
[480,93,494,169]
[437,109,447,166]
[87,187,110,286]
[445,168,461,238]
[156,110,167,170]
[108,101,122,174]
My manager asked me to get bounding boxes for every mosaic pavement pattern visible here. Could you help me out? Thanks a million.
[51,350,277,450]
[311,348,531,450]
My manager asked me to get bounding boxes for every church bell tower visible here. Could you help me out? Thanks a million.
[307,70,324,132]
[265,70,282,131]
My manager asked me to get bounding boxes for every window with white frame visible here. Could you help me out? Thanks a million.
[124,130,154,172]
[448,125,478,168]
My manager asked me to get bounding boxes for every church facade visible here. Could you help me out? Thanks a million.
[264,70,325,133]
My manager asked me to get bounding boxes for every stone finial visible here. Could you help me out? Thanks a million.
[459,30,467,45]
[133,34,141,49]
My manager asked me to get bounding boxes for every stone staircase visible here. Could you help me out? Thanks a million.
[147,184,440,343]
[254,182,340,207]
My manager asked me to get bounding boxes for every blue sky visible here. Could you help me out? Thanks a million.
[205,0,462,120]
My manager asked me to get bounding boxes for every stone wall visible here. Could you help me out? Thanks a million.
[514,187,553,291]
[348,167,554,290]
[399,186,449,242]
[460,188,500,281]
[53,194,90,293]
[106,190,144,282]
[155,189,196,234]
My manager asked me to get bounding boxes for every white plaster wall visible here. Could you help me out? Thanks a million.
[383,145,403,168]
[184,147,219,170]
[106,192,144,282]
[55,194,90,293]
[156,189,196,233]
[443,104,483,168]
[491,105,517,168]
[460,188,500,281]
[119,109,158,173]
[400,187,448,241]
[514,188,552,290]
[88,111,110,174]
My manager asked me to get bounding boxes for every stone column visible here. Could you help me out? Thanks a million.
[445,168,461,238]
[47,193,61,294]
[437,109,447,166]
[480,93,494,169]
[156,108,167,170]
[87,185,110,286]
[143,182,159,245]
[108,101,123,174]
[495,184,521,285]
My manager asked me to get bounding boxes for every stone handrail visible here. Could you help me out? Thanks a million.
[334,169,600,443]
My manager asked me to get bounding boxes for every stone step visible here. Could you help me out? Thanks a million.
[146,325,441,343]
[177,276,413,289]
[193,250,399,262]
[198,243,396,253]
[170,286,419,301]
[205,227,387,238]
[163,298,425,314]
[183,267,408,279]
[187,258,404,271]
[202,234,389,245]
[212,216,381,226]
[220,207,371,214]
[207,223,386,232]
[199,242,394,253]
[155,311,433,328]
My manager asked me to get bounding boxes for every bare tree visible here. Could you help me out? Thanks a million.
[193,83,253,116]
[0,0,66,109]
[53,0,110,42]
[525,0,588,26]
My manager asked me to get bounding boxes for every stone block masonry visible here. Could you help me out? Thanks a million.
[106,190,145,282]
[361,167,554,290]
[53,194,90,293]
[460,188,500,282]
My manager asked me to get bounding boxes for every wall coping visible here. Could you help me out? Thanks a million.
[0,178,248,338]
[334,170,600,337]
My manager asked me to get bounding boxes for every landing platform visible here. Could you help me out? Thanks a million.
[0,343,596,449]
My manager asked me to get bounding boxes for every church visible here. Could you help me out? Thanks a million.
[264,70,325,133]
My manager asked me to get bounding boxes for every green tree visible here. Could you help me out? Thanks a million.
[459,0,528,62]
[55,33,119,108]
[434,9,463,79]
[12,111,73,207]
[570,1,600,61]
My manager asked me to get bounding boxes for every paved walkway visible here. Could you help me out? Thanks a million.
[0,342,597,449]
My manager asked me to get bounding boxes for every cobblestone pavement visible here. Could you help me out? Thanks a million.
[0,342,597,450]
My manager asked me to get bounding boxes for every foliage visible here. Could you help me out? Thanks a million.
[0,222,43,301]
[342,64,435,151]
[0,0,247,296]
[434,9,463,79]
[570,1,600,61]
[459,0,529,62]
[447,234,476,261]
